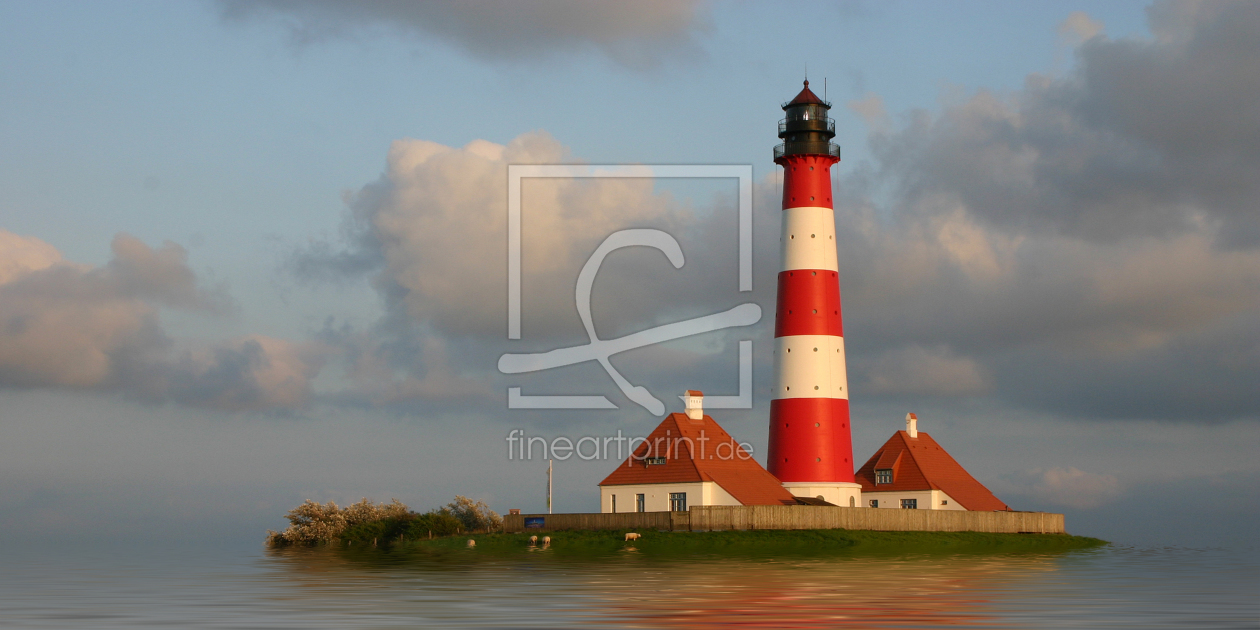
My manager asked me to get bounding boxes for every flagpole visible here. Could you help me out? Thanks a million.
[547,459,553,514]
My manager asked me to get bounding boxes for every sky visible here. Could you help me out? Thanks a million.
[0,0,1257,549]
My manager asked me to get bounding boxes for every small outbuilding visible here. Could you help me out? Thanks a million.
[855,413,1010,511]
[598,391,796,512]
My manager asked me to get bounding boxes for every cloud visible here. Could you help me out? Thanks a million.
[152,336,327,411]
[314,324,496,407]
[831,0,1260,421]
[297,133,698,340]
[1058,11,1104,46]
[0,231,325,411]
[859,345,990,397]
[296,120,1259,419]
[883,0,1260,245]
[288,3,1258,419]
[219,0,710,69]
[1002,467,1123,509]
[0,230,64,284]
[847,93,891,133]
[292,132,765,408]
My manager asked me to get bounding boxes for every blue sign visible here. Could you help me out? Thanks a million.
[524,517,545,529]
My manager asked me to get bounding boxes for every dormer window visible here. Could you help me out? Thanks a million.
[875,469,893,484]
[646,457,666,466]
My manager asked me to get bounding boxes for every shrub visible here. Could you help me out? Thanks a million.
[406,510,463,538]
[265,496,497,546]
[266,498,411,546]
[344,498,409,526]
[445,495,502,532]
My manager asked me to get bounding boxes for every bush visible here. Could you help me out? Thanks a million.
[445,495,502,532]
[405,510,464,538]
[266,498,409,546]
[265,496,496,546]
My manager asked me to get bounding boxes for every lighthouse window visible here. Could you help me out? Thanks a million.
[875,469,893,484]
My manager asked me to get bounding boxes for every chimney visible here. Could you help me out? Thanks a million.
[685,390,704,420]
[906,412,918,438]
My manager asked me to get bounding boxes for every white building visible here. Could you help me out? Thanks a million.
[854,413,1010,511]
[598,391,797,512]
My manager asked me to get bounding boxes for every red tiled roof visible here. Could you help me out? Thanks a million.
[855,431,1010,511]
[786,80,827,107]
[599,413,796,506]
[686,390,703,396]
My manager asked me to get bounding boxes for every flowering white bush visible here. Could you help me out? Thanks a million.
[265,498,411,546]
[446,495,502,532]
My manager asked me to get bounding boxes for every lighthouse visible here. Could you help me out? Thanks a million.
[766,81,863,507]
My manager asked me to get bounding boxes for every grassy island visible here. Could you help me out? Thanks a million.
[265,498,1105,557]
[389,529,1107,557]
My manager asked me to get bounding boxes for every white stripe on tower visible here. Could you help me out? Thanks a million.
[773,204,849,404]
[773,335,848,399]
[779,206,838,273]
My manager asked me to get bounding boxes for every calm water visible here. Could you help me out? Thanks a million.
[0,542,1255,629]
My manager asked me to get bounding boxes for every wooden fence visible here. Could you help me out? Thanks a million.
[689,505,1064,534]
[502,511,689,533]
[503,506,1063,534]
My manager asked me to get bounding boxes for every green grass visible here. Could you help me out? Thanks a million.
[382,529,1107,558]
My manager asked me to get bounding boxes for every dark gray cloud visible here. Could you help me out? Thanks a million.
[865,0,1259,245]
[219,0,710,69]
[832,1,1260,422]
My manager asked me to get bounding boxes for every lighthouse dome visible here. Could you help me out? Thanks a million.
[775,80,840,161]
[784,80,829,108]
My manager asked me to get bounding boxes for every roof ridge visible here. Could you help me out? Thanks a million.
[670,414,704,482]
[895,431,940,490]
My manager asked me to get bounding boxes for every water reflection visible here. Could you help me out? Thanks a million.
[258,546,1073,629]
[0,543,1253,629]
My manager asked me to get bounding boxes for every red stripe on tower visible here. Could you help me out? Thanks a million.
[767,80,863,507]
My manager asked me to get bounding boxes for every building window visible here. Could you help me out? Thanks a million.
[869,499,878,508]
[875,469,893,484]
[669,492,687,512]
[901,499,917,509]
[849,496,856,507]
[636,494,645,512]
[611,495,617,513]
[941,500,948,506]
[646,457,666,465]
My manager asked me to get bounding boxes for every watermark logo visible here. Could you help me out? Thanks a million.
[498,165,758,415]
[505,429,754,464]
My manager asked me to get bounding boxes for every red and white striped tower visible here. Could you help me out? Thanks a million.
[767,80,862,506]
